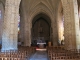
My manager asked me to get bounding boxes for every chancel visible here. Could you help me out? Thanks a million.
[0,0,80,60]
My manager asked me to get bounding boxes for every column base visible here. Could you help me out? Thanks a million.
[1,47,18,52]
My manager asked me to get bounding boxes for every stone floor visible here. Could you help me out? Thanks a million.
[29,51,49,60]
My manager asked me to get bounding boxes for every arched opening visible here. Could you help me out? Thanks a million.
[31,13,51,48]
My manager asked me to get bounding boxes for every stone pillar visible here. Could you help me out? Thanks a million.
[24,16,31,46]
[2,0,21,51]
[20,16,31,47]
[52,24,58,46]
[52,17,58,46]
[20,15,31,46]
[61,0,79,50]
[19,1,31,46]
[0,3,4,45]
[19,12,24,45]
[20,11,27,46]
[79,7,80,49]
[19,2,24,45]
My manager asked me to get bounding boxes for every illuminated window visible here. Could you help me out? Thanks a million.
[0,10,1,19]
[18,15,20,34]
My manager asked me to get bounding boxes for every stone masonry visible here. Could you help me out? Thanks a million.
[2,0,21,51]
[61,0,79,50]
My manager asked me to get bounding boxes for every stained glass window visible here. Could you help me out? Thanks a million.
[18,15,20,34]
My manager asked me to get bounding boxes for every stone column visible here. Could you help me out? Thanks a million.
[61,0,79,50]
[2,0,21,51]
[79,7,80,49]
[0,3,4,45]
[20,12,31,47]
[19,12,24,45]
[24,16,31,46]
[52,22,58,46]
[20,14,31,46]
[19,0,31,46]
[52,23,58,46]
[52,9,59,46]
[20,11,27,46]
[19,2,24,45]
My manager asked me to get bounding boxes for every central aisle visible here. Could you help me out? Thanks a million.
[29,51,49,60]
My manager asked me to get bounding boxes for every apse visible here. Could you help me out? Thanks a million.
[31,13,51,48]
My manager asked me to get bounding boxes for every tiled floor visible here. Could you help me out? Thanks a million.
[29,51,49,60]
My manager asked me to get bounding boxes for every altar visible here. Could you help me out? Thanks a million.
[37,42,46,48]
[37,37,46,48]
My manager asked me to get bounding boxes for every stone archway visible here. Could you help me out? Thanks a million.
[31,13,51,47]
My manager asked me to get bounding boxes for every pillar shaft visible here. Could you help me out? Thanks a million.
[20,11,26,46]
[52,10,58,46]
[2,0,21,51]
[61,0,79,50]
[0,3,4,45]
[24,18,31,46]
[19,13,24,44]
[20,1,31,46]
[20,12,31,46]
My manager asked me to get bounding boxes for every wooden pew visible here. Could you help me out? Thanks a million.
[47,46,80,60]
[0,46,36,60]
